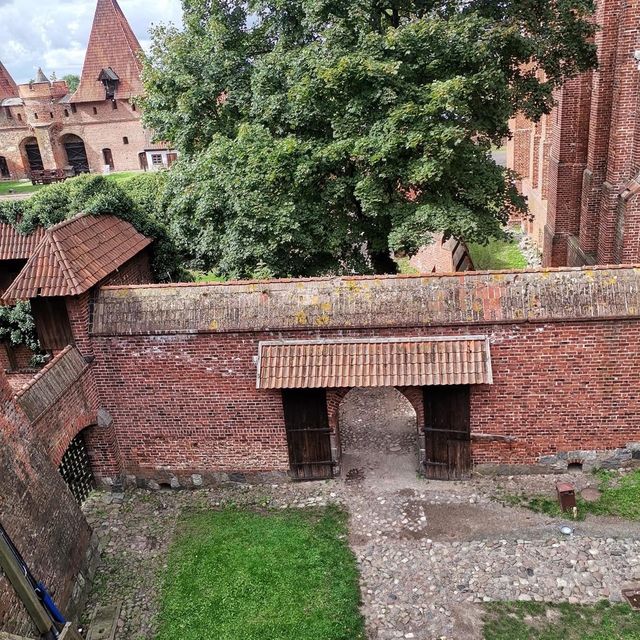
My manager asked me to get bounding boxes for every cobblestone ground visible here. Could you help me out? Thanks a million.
[81,389,640,639]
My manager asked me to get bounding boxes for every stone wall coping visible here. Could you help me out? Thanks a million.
[92,265,640,336]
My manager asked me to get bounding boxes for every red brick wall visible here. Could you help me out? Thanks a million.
[88,320,640,481]
[0,371,95,636]
[510,0,640,267]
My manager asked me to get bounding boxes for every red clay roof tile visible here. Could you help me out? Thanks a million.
[0,223,45,261]
[72,0,144,103]
[257,337,493,389]
[2,214,151,301]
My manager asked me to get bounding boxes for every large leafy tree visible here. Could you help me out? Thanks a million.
[143,0,596,277]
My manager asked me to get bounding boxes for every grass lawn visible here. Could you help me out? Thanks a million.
[104,171,142,183]
[468,236,528,270]
[484,600,640,640]
[0,180,43,195]
[501,469,640,520]
[156,506,365,640]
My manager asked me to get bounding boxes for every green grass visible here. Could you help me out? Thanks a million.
[156,506,366,640]
[484,600,640,640]
[190,269,227,282]
[395,256,420,275]
[468,237,527,270]
[104,171,142,183]
[500,469,640,520]
[0,180,43,195]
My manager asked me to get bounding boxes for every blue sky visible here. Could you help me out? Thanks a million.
[0,0,183,84]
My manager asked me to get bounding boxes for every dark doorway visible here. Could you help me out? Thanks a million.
[24,138,44,172]
[31,297,73,351]
[102,148,114,171]
[58,432,95,504]
[63,134,90,174]
[138,152,148,171]
[423,386,471,480]
[282,389,333,480]
[0,156,9,178]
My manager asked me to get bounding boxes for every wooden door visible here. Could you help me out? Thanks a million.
[282,389,333,480]
[423,386,471,480]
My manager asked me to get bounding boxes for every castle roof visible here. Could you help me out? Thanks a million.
[2,214,152,301]
[0,61,18,100]
[71,0,144,103]
[34,68,50,84]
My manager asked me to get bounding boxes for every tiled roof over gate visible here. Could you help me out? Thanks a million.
[0,223,44,261]
[2,214,151,301]
[256,337,493,389]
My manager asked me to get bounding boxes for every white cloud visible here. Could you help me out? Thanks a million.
[0,0,182,83]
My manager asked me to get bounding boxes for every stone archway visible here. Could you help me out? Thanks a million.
[61,133,90,174]
[337,387,419,483]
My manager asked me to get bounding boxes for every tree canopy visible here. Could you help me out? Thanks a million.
[142,0,597,278]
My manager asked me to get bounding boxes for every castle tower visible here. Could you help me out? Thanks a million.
[72,0,144,103]
[0,60,18,100]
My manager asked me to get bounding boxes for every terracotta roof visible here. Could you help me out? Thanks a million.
[2,214,151,301]
[72,0,144,103]
[0,60,18,100]
[0,223,45,261]
[256,337,493,389]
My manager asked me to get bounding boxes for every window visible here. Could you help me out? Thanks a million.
[122,136,129,145]
[131,103,136,111]
[92,106,98,115]
[70,104,77,114]
[34,113,38,119]
[49,112,54,119]
[64,109,69,117]
[151,154,163,166]
[112,101,118,110]
[102,148,114,170]
[4,107,12,119]
[17,113,22,121]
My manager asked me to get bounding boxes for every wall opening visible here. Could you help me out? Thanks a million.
[58,430,95,504]
[61,134,90,174]
[338,387,418,482]
[567,461,583,473]
[0,156,9,178]
[102,148,114,171]
[22,137,44,173]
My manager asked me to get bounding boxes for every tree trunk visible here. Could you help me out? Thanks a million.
[370,250,398,274]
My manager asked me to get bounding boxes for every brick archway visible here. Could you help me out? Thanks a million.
[326,386,424,479]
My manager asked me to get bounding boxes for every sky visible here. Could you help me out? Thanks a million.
[0,0,183,84]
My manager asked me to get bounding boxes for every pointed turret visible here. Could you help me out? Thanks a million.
[35,67,51,84]
[72,0,144,103]
[0,60,18,100]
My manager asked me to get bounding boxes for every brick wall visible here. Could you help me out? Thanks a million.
[84,267,640,483]
[0,372,96,636]
[508,0,640,267]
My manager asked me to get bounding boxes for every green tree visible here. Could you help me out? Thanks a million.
[142,0,596,278]
[63,74,80,92]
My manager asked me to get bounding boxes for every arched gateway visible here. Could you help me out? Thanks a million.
[257,336,492,481]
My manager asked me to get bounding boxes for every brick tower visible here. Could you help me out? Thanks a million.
[507,0,640,266]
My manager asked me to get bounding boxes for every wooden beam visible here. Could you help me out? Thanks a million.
[0,534,53,636]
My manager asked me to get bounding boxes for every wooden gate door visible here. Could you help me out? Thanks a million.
[423,386,471,480]
[282,389,333,480]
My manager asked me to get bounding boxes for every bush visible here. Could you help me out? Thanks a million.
[0,301,46,367]
[0,174,185,281]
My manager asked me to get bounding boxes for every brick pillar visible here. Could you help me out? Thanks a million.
[544,74,592,266]
[578,0,620,261]
[596,0,640,264]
